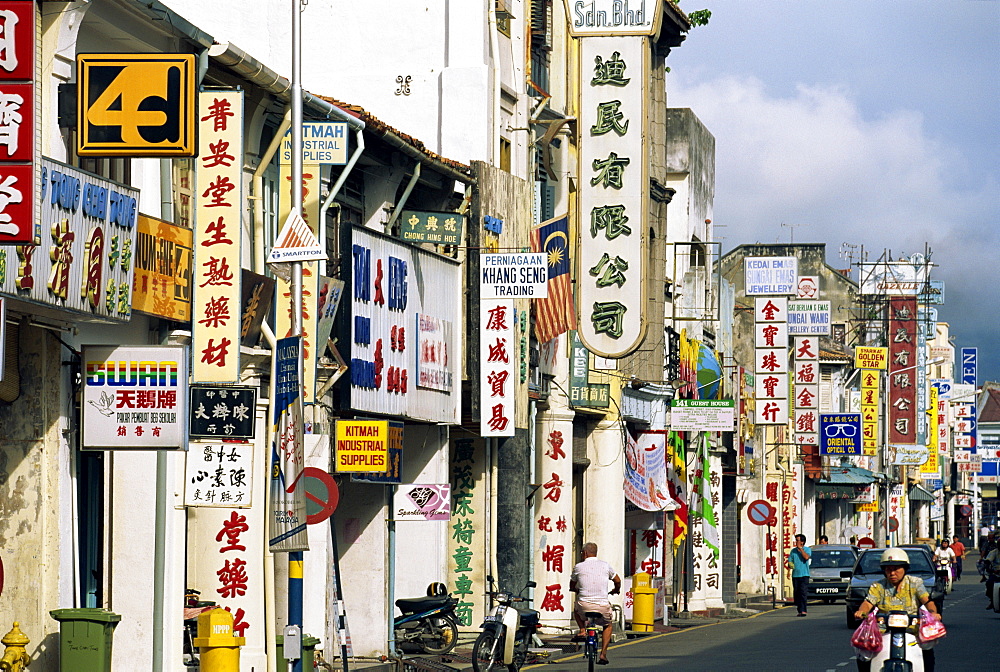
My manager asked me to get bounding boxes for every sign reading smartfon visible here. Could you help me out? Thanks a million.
[335,420,389,472]
[671,399,736,432]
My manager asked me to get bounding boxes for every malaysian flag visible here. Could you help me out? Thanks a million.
[530,215,576,343]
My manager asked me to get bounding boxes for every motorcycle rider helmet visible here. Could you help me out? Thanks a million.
[879,548,910,569]
[427,582,448,596]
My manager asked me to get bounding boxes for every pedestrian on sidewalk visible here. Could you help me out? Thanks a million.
[786,534,811,616]
[951,536,966,581]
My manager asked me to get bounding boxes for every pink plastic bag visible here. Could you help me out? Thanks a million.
[918,606,946,643]
[851,609,883,654]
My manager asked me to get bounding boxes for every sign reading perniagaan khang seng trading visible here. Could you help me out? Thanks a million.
[577,37,648,358]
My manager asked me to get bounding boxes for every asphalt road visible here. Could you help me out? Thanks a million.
[526,570,996,671]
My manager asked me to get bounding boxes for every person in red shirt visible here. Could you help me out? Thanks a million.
[951,535,966,581]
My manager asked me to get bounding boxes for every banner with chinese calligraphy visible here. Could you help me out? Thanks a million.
[479,299,515,437]
[0,0,35,245]
[267,336,309,553]
[184,443,253,507]
[754,297,788,424]
[533,421,574,629]
[888,297,917,443]
[193,90,243,383]
[449,438,488,628]
[792,336,819,447]
[1,159,138,321]
[861,370,880,457]
[274,161,321,401]
[132,214,193,321]
[920,385,940,478]
[688,437,722,609]
[350,227,461,423]
[81,345,188,449]
[577,37,648,358]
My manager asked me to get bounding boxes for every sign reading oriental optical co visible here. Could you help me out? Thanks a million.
[576,36,649,358]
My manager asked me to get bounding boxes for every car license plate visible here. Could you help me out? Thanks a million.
[816,588,838,594]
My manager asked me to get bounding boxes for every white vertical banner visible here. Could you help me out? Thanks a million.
[480,300,515,437]
[193,90,243,383]
[755,297,789,424]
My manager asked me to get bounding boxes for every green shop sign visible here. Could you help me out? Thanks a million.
[400,210,465,245]
[570,331,610,408]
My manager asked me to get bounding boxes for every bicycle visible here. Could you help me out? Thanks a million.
[582,611,605,672]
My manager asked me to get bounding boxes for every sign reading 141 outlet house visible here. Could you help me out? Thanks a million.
[82,345,188,449]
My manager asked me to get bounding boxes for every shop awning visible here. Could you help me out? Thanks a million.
[816,484,860,500]
[908,484,935,502]
[821,465,876,485]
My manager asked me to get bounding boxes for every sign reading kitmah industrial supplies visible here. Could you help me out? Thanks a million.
[82,345,188,450]
[335,420,389,472]
[576,37,648,358]
[193,90,243,384]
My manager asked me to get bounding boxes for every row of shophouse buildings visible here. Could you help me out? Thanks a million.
[0,0,993,669]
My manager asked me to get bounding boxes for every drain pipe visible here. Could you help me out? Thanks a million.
[384,162,421,234]
[318,129,365,276]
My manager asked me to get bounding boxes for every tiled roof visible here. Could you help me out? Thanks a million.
[981,387,1000,422]
[316,95,474,179]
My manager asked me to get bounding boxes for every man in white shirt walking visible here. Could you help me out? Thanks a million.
[570,542,622,666]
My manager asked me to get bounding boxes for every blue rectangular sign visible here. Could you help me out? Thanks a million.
[819,413,863,455]
[961,347,977,386]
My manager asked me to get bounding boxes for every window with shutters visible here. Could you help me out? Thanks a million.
[530,0,552,96]
[819,365,834,411]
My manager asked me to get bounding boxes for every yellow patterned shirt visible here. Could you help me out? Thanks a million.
[864,575,928,634]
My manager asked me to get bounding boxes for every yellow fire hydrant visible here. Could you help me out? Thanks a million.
[631,572,657,632]
[0,622,30,672]
[192,608,244,672]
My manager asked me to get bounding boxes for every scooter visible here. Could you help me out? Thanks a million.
[868,610,923,672]
[472,576,540,672]
[393,582,460,655]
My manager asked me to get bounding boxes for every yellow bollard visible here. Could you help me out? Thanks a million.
[193,608,245,672]
[0,622,30,672]
[631,572,657,632]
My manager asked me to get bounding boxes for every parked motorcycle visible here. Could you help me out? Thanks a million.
[868,610,923,672]
[393,582,460,655]
[472,575,540,672]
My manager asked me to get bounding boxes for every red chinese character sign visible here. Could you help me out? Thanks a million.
[793,336,819,448]
[0,1,35,245]
[754,297,788,424]
[533,423,573,629]
[81,345,188,449]
[193,90,242,383]
[888,297,917,444]
[480,299,515,437]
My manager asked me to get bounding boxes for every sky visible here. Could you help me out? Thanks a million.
[665,0,1000,383]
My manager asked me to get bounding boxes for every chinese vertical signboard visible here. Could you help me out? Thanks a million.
[479,299,515,437]
[577,37,648,358]
[920,385,940,479]
[1,159,138,320]
[268,336,308,552]
[82,345,188,449]
[569,331,610,408]
[888,297,917,444]
[534,425,574,625]
[193,90,243,383]
[449,438,487,627]
[754,297,788,424]
[792,336,819,449]
[0,1,35,245]
[860,369,880,457]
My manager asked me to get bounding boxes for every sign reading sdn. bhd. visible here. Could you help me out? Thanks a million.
[77,54,196,156]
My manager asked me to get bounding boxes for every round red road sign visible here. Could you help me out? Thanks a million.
[747,499,777,526]
[295,467,340,525]
[888,517,899,533]
[857,536,876,549]
[960,505,973,517]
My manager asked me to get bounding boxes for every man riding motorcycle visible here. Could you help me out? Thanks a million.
[852,548,942,672]
[981,543,1000,610]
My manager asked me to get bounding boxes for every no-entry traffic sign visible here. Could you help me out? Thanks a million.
[295,467,340,525]
[747,499,777,526]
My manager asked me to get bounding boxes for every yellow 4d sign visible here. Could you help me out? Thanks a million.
[77,54,196,156]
